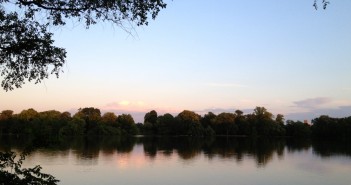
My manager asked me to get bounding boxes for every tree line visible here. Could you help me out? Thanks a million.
[0,107,350,139]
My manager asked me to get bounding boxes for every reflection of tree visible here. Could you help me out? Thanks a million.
[312,139,351,157]
[142,137,158,159]
[139,136,287,166]
[175,137,203,160]
[3,135,351,167]
[286,138,312,153]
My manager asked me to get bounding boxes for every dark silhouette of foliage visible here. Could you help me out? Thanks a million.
[201,112,216,128]
[286,120,311,137]
[0,0,167,90]
[117,114,138,135]
[0,151,59,184]
[143,110,158,134]
[74,107,101,134]
[156,113,175,135]
[144,110,158,125]
[313,0,330,10]
[59,116,85,136]
[213,112,237,135]
[175,110,203,136]
[311,115,351,139]
[1,107,351,139]
[0,7,66,91]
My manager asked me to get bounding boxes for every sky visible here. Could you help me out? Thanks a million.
[1,0,351,122]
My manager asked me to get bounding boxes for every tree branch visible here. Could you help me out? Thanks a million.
[18,0,87,12]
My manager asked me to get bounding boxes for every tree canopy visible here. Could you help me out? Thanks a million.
[0,0,167,91]
[1,106,351,139]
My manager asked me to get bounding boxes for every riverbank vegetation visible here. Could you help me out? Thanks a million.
[0,107,350,140]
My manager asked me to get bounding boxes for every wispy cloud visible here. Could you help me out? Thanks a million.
[285,106,351,122]
[104,100,146,111]
[196,107,253,115]
[293,97,332,109]
[206,83,248,88]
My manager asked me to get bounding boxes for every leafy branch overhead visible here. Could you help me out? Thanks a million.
[313,0,330,10]
[0,1,330,91]
[0,0,167,91]
[0,151,59,184]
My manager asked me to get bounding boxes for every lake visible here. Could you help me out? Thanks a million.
[1,136,351,185]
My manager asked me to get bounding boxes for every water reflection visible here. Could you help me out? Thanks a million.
[1,136,351,167]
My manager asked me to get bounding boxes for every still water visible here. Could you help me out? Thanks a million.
[1,136,351,185]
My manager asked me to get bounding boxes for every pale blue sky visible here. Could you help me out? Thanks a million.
[1,0,351,122]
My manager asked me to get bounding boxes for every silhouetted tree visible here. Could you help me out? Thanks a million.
[252,107,285,136]
[117,114,138,135]
[59,116,85,136]
[0,110,13,134]
[144,110,158,124]
[214,113,237,135]
[0,151,59,184]
[100,112,118,126]
[157,113,175,135]
[276,114,285,126]
[311,115,351,139]
[74,107,101,134]
[235,110,251,136]
[32,110,62,139]
[0,0,167,90]
[201,112,216,128]
[285,120,311,137]
[144,110,158,134]
[176,110,204,136]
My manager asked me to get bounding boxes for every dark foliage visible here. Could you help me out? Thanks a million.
[1,107,351,139]
[0,151,59,185]
[0,0,167,90]
[313,0,330,10]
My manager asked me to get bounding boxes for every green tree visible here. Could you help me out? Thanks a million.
[117,114,137,135]
[144,110,158,124]
[17,108,39,122]
[253,107,273,120]
[176,110,203,136]
[157,113,175,135]
[0,0,167,90]
[100,112,118,126]
[59,111,72,123]
[59,116,85,136]
[32,110,62,138]
[0,110,13,134]
[96,112,121,135]
[252,107,285,136]
[201,112,216,128]
[144,110,158,134]
[12,108,39,135]
[214,113,237,135]
[74,107,101,133]
[0,109,13,121]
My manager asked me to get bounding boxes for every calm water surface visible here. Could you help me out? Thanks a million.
[1,136,351,185]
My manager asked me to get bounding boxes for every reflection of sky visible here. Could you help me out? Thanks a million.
[12,145,350,185]
[1,1,351,123]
